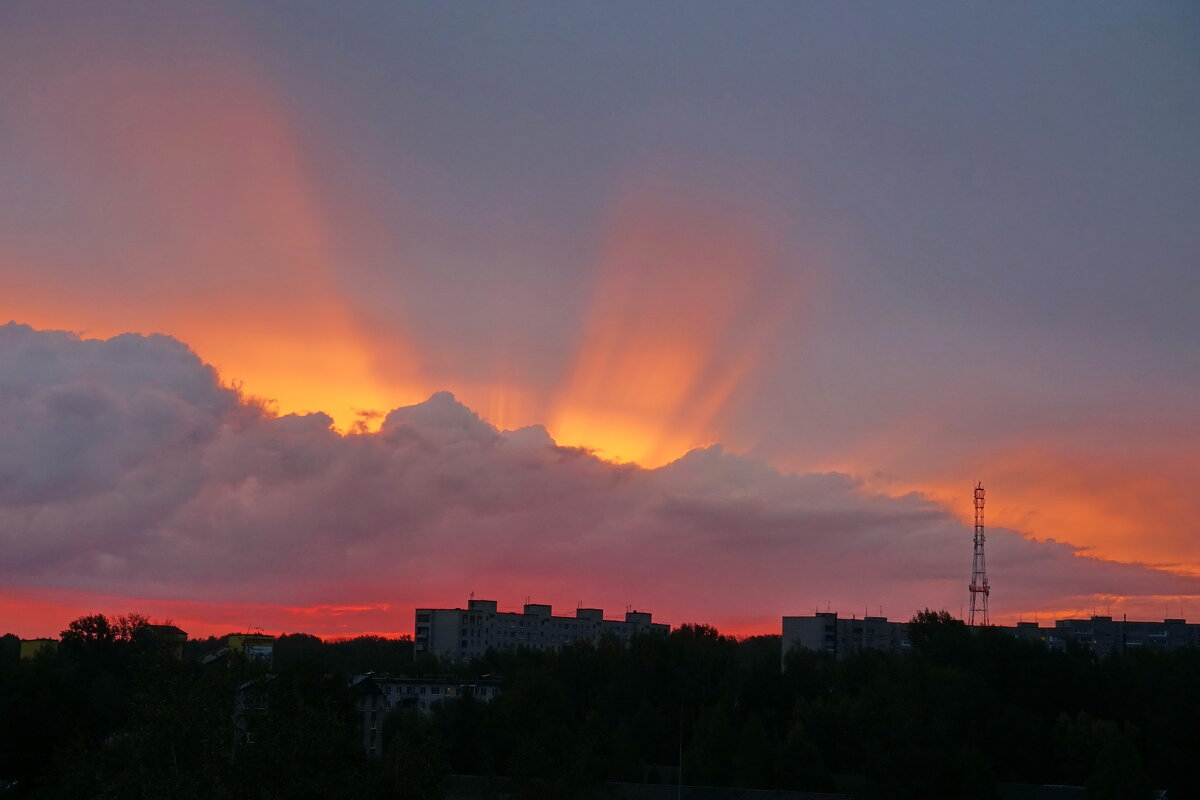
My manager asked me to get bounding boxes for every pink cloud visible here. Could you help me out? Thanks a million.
[2,322,1198,639]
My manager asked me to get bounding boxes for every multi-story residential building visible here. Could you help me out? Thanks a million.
[349,673,503,756]
[781,612,909,667]
[415,597,669,662]
[782,611,1199,664]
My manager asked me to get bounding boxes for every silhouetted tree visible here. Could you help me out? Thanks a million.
[907,608,972,664]
[379,709,448,800]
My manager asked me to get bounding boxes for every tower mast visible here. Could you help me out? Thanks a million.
[969,482,989,626]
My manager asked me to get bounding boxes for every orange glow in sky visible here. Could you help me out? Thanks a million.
[548,192,782,465]
[829,441,1200,579]
[1,52,426,432]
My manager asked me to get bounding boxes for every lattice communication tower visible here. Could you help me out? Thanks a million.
[968,482,989,625]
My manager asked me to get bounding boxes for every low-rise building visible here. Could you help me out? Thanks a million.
[18,638,58,660]
[201,633,275,668]
[415,597,669,662]
[350,673,503,756]
[143,624,187,660]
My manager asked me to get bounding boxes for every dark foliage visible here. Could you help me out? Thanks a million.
[3,612,1194,799]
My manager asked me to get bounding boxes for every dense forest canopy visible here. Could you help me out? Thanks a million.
[2,612,1195,799]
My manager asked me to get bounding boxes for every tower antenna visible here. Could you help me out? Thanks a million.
[969,482,990,626]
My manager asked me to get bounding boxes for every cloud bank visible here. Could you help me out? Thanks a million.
[2,322,1197,636]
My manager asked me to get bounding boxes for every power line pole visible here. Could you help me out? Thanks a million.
[969,482,990,626]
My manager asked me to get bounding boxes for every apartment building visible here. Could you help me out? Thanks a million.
[415,597,669,662]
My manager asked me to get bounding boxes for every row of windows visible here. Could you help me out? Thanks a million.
[381,684,449,695]
[458,617,610,631]
[376,684,498,697]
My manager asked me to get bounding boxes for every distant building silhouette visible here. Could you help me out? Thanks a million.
[143,624,187,660]
[415,597,668,662]
[1012,615,1200,656]
[782,611,1200,664]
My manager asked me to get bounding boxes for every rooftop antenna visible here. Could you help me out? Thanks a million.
[969,482,990,626]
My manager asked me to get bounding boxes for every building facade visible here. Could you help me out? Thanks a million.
[415,597,669,662]
[781,613,910,667]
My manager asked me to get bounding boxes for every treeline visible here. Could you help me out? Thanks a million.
[0,620,421,799]
[184,631,418,674]
[2,612,1197,799]
[429,613,1196,799]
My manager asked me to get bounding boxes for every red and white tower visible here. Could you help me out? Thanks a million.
[968,482,989,626]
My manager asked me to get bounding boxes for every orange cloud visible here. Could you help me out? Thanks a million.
[830,436,1200,580]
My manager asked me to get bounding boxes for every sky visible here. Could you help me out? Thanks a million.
[2,2,1198,639]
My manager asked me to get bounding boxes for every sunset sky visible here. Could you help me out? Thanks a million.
[2,2,1198,639]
